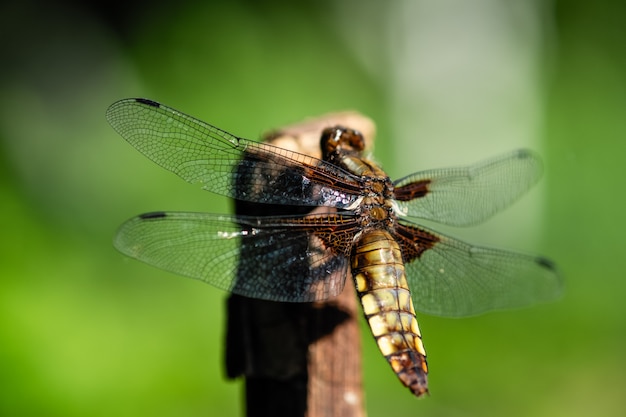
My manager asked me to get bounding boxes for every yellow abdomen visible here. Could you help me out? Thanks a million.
[351,230,429,396]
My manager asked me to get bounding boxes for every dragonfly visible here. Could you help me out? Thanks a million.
[106,98,561,397]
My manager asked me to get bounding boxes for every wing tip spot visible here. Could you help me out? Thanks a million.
[135,98,161,108]
[139,211,167,220]
[535,256,556,271]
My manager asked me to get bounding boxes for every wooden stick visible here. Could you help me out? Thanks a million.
[225,112,375,417]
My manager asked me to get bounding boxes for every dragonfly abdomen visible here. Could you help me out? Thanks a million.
[351,230,429,397]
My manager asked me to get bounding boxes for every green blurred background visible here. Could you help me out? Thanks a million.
[1,0,624,416]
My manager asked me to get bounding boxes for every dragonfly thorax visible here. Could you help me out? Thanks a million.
[354,195,397,230]
[320,126,397,229]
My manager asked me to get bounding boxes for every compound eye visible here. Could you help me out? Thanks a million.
[320,126,344,158]
[344,129,365,151]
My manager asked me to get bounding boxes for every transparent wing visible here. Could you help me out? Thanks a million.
[114,211,353,302]
[396,220,562,317]
[393,149,543,226]
[106,98,362,208]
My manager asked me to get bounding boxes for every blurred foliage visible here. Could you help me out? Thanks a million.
[1,0,625,416]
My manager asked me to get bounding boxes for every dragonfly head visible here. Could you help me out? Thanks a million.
[320,126,366,162]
